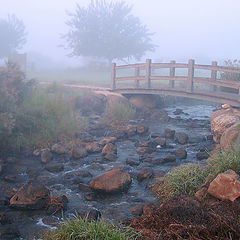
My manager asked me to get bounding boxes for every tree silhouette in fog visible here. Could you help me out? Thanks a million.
[64,0,156,64]
[0,15,27,59]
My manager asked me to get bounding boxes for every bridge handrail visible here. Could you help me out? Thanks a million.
[111,59,240,94]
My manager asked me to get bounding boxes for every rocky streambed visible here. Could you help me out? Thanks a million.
[0,99,217,240]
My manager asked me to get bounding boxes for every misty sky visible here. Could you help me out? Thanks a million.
[1,0,240,66]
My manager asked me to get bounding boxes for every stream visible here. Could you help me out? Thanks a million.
[0,102,218,240]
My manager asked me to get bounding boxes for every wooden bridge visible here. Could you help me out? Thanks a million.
[110,59,240,107]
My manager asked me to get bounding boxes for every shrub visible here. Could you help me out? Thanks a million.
[154,164,209,198]
[13,89,78,149]
[220,59,240,93]
[207,149,240,180]
[44,216,138,240]
[104,101,136,126]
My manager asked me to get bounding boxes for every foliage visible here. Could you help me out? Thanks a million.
[0,15,26,59]
[0,64,79,152]
[155,164,209,198]
[44,216,138,240]
[207,148,240,180]
[13,89,77,148]
[64,0,156,63]
[221,59,240,81]
[104,101,136,126]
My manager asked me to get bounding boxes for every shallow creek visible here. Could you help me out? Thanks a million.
[0,103,217,240]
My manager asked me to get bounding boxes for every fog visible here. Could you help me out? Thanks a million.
[1,0,240,68]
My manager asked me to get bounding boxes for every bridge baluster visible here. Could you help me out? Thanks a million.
[135,67,140,88]
[169,60,176,88]
[187,59,195,92]
[211,61,217,92]
[145,59,151,88]
[111,63,116,89]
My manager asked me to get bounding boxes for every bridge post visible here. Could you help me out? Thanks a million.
[135,67,140,88]
[211,61,217,92]
[187,59,195,92]
[111,63,116,89]
[169,60,176,88]
[145,59,151,88]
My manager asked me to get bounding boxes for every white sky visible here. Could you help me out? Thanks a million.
[0,0,240,66]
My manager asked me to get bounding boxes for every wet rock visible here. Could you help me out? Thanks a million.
[75,170,92,179]
[42,216,61,227]
[220,122,240,151]
[4,188,17,200]
[136,147,154,155]
[4,174,16,182]
[45,163,64,173]
[137,125,149,135]
[88,164,105,171]
[196,151,209,160]
[89,169,131,193]
[126,157,140,166]
[163,155,176,163]
[208,170,240,201]
[153,137,166,147]
[104,153,117,161]
[85,142,102,153]
[129,95,157,109]
[0,213,12,225]
[174,108,183,115]
[124,126,137,136]
[0,225,20,239]
[41,149,53,163]
[46,195,68,215]
[84,192,96,201]
[99,137,117,146]
[164,129,175,139]
[0,159,4,175]
[78,183,91,192]
[51,143,67,154]
[10,183,50,209]
[137,168,153,182]
[85,209,102,221]
[102,143,117,155]
[129,204,143,216]
[71,146,88,159]
[175,132,189,144]
[174,148,187,159]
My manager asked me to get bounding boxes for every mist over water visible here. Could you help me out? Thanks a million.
[0,0,240,69]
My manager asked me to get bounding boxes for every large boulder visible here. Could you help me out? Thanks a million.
[220,122,240,151]
[102,143,117,155]
[89,169,131,193]
[208,170,240,201]
[10,183,50,209]
[211,107,240,143]
[71,146,88,159]
[74,93,106,115]
[129,95,158,110]
[175,132,189,144]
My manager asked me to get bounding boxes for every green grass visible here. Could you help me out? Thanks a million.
[154,148,240,199]
[155,164,209,198]
[29,68,110,87]
[207,148,240,180]
[12,84,83,149]
[103,101,136,126]
[44,216,138,240]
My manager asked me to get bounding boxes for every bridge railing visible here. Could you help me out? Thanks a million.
[111,59,240,95]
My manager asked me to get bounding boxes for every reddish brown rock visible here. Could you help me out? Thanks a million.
[71,146,88,159]
[211,108,240,143]
[85,142,102,153]
[137,125,149,135]
[137,168,153,182]
[10,183,50,209]
[102,143,117,155]
[129,95,157,109]
[41,149,53,163]
[51,143,67,154]
[89,169,131,193]
[99,137,117,146]
[208,170,240,201]
[220,122,240,151]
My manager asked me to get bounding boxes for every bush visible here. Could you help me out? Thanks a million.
[44,216,138,240]
[207,149,240,180]
[220,59,240,93]
[104,101,136,126]
[13,89,78,149]
[154,164,209,198]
